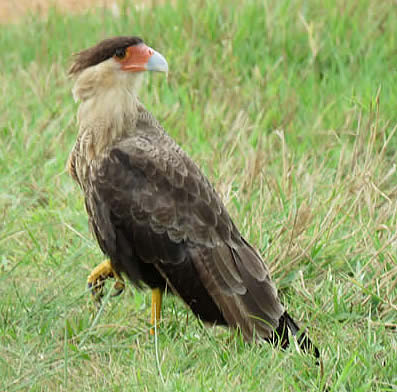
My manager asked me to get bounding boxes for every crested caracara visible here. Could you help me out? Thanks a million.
[67,36,318,356]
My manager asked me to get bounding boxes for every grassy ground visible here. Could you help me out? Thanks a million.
[1,0,396,390]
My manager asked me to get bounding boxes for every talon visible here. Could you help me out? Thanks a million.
[111,279,125,297]
[87,259,124,302]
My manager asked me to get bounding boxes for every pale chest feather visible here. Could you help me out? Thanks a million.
[67,136,91,190]
[67,102,170,195]
[68,114,137,188]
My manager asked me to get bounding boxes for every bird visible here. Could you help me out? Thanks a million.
[67,36,319,357]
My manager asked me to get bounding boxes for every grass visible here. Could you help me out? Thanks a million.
[0,0,396,390]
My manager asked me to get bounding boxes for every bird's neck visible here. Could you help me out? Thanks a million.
[72,66,144,161]
[75,86,140,161]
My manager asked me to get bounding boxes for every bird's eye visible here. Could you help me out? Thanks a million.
[115,48,126,59]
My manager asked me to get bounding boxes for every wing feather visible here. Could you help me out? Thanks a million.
[87,111,284,339]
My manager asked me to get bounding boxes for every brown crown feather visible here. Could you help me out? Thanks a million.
[69,36,143,76]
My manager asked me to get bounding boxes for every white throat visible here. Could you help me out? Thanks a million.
[72,59,144,159]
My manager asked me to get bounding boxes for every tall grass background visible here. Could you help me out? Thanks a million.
[0,0,396,390]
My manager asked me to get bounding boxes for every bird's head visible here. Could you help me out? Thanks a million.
[69,36,168,102]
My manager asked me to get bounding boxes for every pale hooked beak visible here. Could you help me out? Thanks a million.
[146,49,168,73]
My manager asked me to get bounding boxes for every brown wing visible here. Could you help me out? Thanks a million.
[86,115,284,340]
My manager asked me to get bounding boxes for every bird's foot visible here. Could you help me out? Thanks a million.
[150,288,163,335]
[87,259,125,303]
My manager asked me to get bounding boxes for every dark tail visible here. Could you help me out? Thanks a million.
[268,311,320,359]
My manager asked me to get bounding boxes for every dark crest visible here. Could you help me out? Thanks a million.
[69,36,143,76]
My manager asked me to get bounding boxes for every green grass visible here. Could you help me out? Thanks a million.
[0,0,396,390]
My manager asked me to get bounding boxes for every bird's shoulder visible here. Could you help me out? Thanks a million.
[107,108,217,202]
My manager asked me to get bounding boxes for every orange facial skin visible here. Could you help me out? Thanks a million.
[115,44,155,72]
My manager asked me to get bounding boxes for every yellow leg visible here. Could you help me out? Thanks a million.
[150,288,163,335]
[87,259,125,301]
